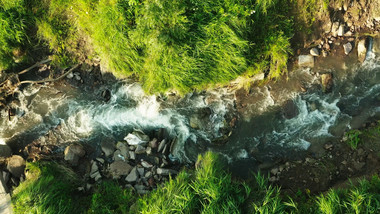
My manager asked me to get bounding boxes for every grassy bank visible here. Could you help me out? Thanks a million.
[11,151,380,213]
[1,0,294,93]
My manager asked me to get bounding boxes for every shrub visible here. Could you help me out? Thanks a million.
[345,129,362,149]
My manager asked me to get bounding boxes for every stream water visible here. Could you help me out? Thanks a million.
[1,38,380,175]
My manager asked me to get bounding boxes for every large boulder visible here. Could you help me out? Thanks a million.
[7,155,26,178]
[0,145,11,158]
[109,161,132,179]
[357,39,367,62]
[124,130,150,146]
[298,55,314,68]
[64,144,85,166]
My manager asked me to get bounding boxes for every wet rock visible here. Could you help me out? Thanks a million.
[137,167,145,177]
[283,100,299,119]
[149,138,158,149]
[129,151,136,160]
[101,89,111,102]
[298,55,314,68]
[0,145,12,158]
[321,73,333,93]
[7,155,26,178]
[66,72,74,79]
[343,42,353,55]
[357,39,367,62]
[126,167,139,183]
[109,161,132,179]
[157,140,166,153]
[156,168,178,175]
[124,130,150,146]
[310,48,319,56]
[189,116,201,129]
[135,145,146,155]
[141,161,153,168]
[64,144,85,166]
[101,141,115,157]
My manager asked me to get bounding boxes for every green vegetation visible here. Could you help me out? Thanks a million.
[0,0,295,93]
[345,129,362,149]
[12,152,380,214]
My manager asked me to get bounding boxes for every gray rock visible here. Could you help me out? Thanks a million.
[358,39,367,62]
[75,74,81,81]
[7,155,26,178]
[135,145,146,155]
[126,167,139,183]
[343,42,353,55]
[90,171,100,179]
[0,171,8,194]
[113,150,126,162]
[116,142,129,158]
[331,22,340,37]
[109,161,132,179]
[66,72,74,79]
[124,130,150,146]
[162,144,168,154]
[129,151,136,160]
[149,138,158,149]
[338,24,345,36]
[310,48,319,56]
[2,171,9,184]
[0,145,11,158]
[64,144,85,166]
[0,192,12,214]
[141,161,153,168]
[145,171,152,178]
[96,158,105,164]
[101,141,115,157]
[157,140,166,153]
[270,168,279,175]
[298,55,314,68]
[156,168,178,175]
[146,147,152,155]
[90,162,99,176]
[137,167,145,177]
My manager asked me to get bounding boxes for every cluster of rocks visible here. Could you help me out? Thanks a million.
[0,144,27,213]
[63,129,180,194]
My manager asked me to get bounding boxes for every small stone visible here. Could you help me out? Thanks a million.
[157,140,166,153]
[116,142,129,157]
[141,161,153,168]
[270,168,279,175]
[310,48,319,56]
[298,55,314,67]
[90,162,99,175]
[129,151,136,160]
[113,150,126,161]
[322,50,328,57]
[321,73,333,93]
[96,158,105,164]
[338,25,345,36]
[269,176,277,182]
[75,75,81,81]
[135,145,146,154]
[145,171,152,178]
[146,147,152,155]
[162,144,168,154]
[343,42,353,55]
[129,146,136,151]
[90,171,100,179]
[149,138,158,149]
[358,39,367,62]
[324,144,333,150]
[137,167,145,177]
[156,168,178,175]
[66,72,74,79]
[331,22,340,37]
[126,167,139,183]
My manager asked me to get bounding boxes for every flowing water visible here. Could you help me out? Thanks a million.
[1,38,380,175]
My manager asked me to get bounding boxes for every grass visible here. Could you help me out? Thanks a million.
[344,129,362,150]
[11,152,380,213]
[1,0,296,94]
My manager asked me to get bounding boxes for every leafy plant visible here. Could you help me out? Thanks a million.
[345,130,362,149]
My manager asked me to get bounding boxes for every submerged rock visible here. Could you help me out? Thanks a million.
[283,100,299,119]
[0,145,11,158]
[7,155,25,178]
[298,55,314,68]
[321,73,333,93]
